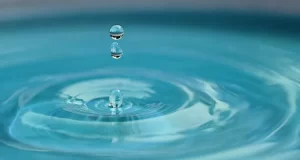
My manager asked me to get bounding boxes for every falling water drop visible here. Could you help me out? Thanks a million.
[109,89,123,108]
[110,42,123,59]
[109,25,124,40]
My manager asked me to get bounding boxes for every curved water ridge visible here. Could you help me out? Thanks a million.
[0,16,300,160]
[1,66,300,159]
[5,69,239,151]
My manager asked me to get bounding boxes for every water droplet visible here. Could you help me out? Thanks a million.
[110,42,123,59]
[110,25,124,40]
[109,89,123,108]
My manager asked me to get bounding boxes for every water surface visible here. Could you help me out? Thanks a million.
[1,12,300,160]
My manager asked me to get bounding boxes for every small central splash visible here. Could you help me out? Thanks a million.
[109,89,123,108]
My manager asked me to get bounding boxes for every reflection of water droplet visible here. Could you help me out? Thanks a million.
[110,25,124,40]
[110,42,123,59]
[109,89,123,108]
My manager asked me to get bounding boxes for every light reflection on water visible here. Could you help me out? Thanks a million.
[0,12,300,160]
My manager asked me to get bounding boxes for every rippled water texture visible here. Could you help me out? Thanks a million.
[1,12,300,160]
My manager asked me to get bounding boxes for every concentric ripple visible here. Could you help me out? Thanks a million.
[1,12,300,160]
[2,68,245,154]
[3,66,296,159]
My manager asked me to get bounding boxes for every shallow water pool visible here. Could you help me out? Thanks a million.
[1,11,300,160]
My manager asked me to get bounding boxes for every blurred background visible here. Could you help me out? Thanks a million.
[0,0,300,21]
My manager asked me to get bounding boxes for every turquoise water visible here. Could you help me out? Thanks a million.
[1,12,300,160]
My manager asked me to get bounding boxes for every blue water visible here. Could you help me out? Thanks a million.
[1,11,300,160]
